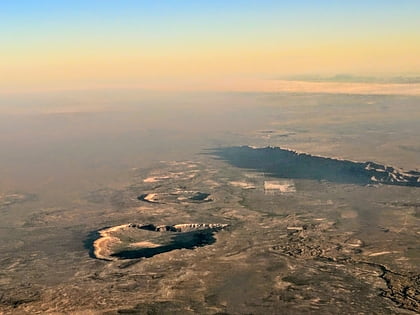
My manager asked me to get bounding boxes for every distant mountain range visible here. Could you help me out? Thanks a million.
[281,74,420,84]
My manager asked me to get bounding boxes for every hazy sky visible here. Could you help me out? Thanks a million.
[1,1,419,92]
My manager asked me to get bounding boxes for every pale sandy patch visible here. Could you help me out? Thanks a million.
[244,172,263,179]
[203,179,220,187]
[346,239,364,247]
[143,176,170,183]
[274,276,292,290]
[368,251,397,257]
[340,210,358,219]
[143,193,159,203]
[287,226,304,231]
[129,241,160,248]
[264,180,296,193]
[229,181,256,189]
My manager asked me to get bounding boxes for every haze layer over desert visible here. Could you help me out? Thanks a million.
[1,1,419,314]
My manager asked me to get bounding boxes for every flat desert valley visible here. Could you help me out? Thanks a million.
[0,91,419,314]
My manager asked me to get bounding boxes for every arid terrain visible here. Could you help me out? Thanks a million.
[0,92,419,314]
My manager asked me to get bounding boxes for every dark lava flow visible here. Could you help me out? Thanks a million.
[210,146,420,187]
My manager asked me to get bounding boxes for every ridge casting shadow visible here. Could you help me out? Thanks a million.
[209,146,420,187]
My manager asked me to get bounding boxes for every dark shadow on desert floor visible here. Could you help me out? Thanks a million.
[111,230,217,259]
[209,146,420,187]
[83,230,103,259]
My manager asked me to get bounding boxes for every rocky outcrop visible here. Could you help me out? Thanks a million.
[137,191,212,204]
[91,223,228,261]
